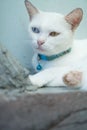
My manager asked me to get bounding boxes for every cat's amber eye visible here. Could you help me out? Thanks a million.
[49,32,60,37]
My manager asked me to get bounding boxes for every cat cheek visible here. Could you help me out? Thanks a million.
[31,40,38,47]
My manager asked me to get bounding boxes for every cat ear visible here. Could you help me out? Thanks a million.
[25,0,39,20]
[65,8,83,30]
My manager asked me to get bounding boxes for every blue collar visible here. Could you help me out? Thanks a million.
[38,48,71,61]
[37,48,71,70]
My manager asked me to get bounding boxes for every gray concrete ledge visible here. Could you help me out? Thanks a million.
[0,89,87,130]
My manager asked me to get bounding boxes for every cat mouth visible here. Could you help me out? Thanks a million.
[37,46,44,51]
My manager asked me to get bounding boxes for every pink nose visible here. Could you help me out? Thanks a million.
[37,40,45,46]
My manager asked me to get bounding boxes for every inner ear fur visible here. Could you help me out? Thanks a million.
[65,8,83,30]
[25,0,39,20]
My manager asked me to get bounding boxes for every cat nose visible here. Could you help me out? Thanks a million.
[37,40,45,46]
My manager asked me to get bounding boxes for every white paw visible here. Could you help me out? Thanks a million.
[29,75,43,87]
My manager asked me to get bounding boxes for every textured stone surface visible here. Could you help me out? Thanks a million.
[0,90,87,130]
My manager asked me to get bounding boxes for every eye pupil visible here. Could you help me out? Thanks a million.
[32,27,40,33]
[49,32,60,37]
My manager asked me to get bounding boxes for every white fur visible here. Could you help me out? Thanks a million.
[29,39,87,88]
[25,3,87,89]
[29,12,73,56]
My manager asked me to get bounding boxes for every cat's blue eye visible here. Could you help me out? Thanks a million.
[32,27,40,33]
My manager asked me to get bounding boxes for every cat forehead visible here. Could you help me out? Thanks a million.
[35,12,64,20]
[30,12,68,28]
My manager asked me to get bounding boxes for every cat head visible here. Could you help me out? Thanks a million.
[25,0,83,55]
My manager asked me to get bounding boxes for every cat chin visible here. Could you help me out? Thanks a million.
[37,46,45,52]
[36,46,56,55]
[36,48,53,55]
[36,48,46,54]
[36,50,55,56]
[36,48,50,55]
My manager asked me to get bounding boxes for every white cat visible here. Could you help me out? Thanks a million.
[25,0,87,89]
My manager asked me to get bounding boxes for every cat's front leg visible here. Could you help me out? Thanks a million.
[29,67,81,87]
[29,68,61,87]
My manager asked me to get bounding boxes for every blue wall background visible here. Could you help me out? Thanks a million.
[0,0,87,69]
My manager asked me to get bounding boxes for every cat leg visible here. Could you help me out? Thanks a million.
[29,67,79,87]
[29,68,61,87]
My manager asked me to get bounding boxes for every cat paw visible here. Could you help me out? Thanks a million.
[63,71,82,88]
[29,75,43,87]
